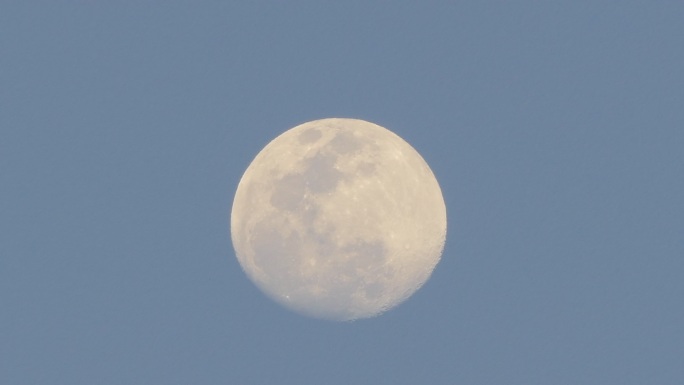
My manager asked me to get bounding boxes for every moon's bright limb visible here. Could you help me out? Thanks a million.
[231,118,446,321]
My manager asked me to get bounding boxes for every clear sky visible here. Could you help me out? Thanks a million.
[2,2,683,384]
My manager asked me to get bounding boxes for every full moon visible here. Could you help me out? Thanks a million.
[231,118,446,321]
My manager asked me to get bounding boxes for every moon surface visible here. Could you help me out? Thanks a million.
[231,118,446,321]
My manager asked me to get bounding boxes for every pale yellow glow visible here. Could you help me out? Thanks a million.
[231,118,446,321]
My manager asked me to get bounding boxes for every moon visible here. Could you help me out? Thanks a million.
[231,118,446,321]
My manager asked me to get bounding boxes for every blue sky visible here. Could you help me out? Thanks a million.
[2,2,683,384]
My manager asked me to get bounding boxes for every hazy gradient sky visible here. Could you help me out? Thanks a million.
[2,2,683,384]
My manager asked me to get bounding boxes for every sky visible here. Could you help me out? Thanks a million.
[2,2,683,384]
